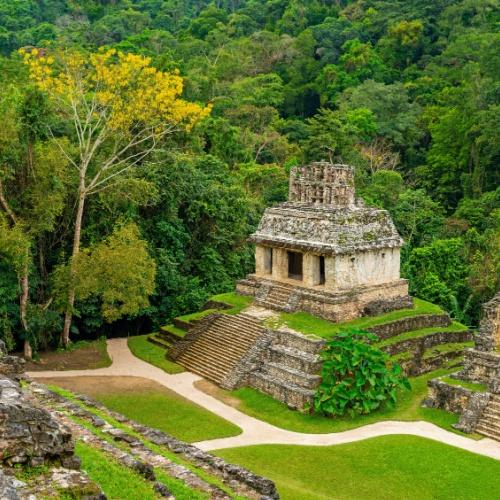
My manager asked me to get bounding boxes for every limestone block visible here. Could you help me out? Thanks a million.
[303,253,321,287]
[271,248,288,281]
[255,245,272,275]
[476,293,500,351]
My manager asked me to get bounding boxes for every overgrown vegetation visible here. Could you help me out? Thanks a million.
[313,329,410,416]
[0,1,498,354]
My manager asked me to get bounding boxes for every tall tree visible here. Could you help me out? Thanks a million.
[22,47,210,345]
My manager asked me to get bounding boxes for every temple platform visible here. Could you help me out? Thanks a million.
[237,274,411,323]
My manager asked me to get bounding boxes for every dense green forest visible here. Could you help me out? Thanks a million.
[0,0,498,354]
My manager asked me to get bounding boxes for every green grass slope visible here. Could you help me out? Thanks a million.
[265,298,445,339]
[217,436,500,500]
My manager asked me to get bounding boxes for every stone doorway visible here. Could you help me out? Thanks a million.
[288,251,303,280]
[319,256,325,285]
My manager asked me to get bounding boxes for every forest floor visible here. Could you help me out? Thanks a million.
[24,338,111,371]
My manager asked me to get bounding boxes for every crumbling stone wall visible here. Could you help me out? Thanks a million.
[0,342,78,468]
[476,293,500,352]
[458,349,500,391]
[424,379,474,414]
[288,162,355,206]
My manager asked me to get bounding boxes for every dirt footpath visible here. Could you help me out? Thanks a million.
[24,342,110,371]
[36,375,168,397]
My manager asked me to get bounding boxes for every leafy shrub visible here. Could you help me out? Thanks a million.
[313,329,410,417]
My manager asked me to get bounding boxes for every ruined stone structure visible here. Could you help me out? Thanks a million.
[171,163,419,408]
[0,341,105,499]
[424,293,500,440]
[237,162,411,322]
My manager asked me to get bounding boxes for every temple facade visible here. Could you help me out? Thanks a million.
[237,162,412,322]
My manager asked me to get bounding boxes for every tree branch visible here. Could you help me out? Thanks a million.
[0,179,17,225]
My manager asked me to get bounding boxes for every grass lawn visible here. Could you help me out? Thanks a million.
[206,368,480,437]
[43,376,242,443]
[216,435,500,500]
[266,298,445,339]
[176,308,218,323]
[127,334,184,374]
[160,324,186,337]
[76,441,159,500]
[209,292,253,314]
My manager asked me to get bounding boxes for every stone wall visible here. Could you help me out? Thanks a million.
[0,344,77,469]
[288,162,355,206]
[423,379,476,414]
[458,349,500,392]
[367,313,450,340]
[326,248,401,291]
[381,330,472,356]
[476,293,500,351]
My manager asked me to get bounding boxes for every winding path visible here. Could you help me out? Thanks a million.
[28,338,500,460]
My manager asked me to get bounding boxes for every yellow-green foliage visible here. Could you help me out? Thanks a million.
[53,223,156,321]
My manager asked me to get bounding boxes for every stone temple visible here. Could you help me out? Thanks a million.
[170,162,416,409]
[237,161,412,321]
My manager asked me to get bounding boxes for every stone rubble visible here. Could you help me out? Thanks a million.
[0,343,104,499]
[424,293,500,439]
[30,382,279,499]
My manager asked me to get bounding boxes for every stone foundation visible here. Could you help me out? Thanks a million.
[367,314,450,340]
[423,294,500,438]
[476,294,500,351]
[246,328,324,409]
[424,379,476,414]
[237,275,410,323]
[458,349,500,392]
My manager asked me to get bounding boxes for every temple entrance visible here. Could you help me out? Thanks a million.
[319,256,325,285]
[288,251,303,280]
[263,247,272,274]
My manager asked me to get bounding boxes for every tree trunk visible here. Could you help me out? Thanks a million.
[61,178,86,347]
[19,260,32,359]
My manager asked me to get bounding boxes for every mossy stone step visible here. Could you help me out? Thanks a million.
[368,313,451,340]
[147,334,171,350]
[377,322,471,355]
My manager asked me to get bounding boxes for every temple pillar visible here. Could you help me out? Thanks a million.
[324,256,337,291]
[272,248,288,281]
[303,254,321,287]
[255,245,272,275]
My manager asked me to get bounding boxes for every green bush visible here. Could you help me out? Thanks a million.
[313,329,410,417]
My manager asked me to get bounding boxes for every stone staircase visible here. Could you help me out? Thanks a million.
[476,394,500,441]
[175,314,265,385]
[248,329,324,409]
[255,284,293,311]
